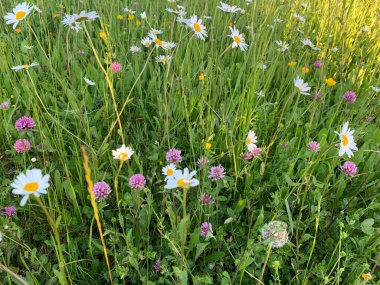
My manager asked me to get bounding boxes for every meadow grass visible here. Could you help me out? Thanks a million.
[0,0,379,284]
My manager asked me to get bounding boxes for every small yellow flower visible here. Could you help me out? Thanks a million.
[325,77,337,86]
[361,272,372,281]
[53,12,60,18]
[205,142,212,150]
[117,14,123,20]
[15,27,22,33]
[288,61,296,67]
[128,14,135,21]
[229,22,233,27]
[99,31,107,39]
[301,66,309,73]
[199,72,205,81]
[135,19,141,26]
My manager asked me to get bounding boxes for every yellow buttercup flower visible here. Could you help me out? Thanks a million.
[199,73,205,81]
[53,12,60,18]
[117,14,123,20]
[15,27,22,33]
[325,77,336,86]
[135,19,141,26]
[128,14,135,21]
[288,61,296,67]
[361,272,372,281]
[205,142,212,150]
[99,31,107,39]
[301,66,309,73]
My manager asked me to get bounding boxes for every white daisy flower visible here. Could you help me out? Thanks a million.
[176,9,186,17]
[301,3,307,8]
[124,8,136,14]
[218,2,242,13]
[187,15,207,40]
[228,26,248,51]
[84,76,96,86]
[4,2,34,29]
[11,62,39,71]
[335,122,358,158]
[164,168,199,189]
[162,164,177,180]
[255,91,265,97]
[141,37,153,47]
[32,4,42,13]
[148,32,165,48]
[140,12,147,19]
[246,130,258,152]
[155,55,172,64]
[370,86,380,93]
[11,169,50,206]
[62,14,81,32]
[301,38,320,51]
[275,40,290,52]
[163,41,176,50]
[293,13,305,22]
[130,46,141,53]
[73,11,99,22]
[166,8,175,13]
[150,29,163,35]
[294,77,311,95]
[332,47,338,52]
[112,144,134,161]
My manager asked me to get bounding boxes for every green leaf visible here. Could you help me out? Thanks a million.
[361,218,374,235]
[195,242,209,261]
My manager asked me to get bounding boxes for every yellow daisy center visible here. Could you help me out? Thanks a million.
[118,152,129,160]
[342,134,349,146]
[16,11,26,20]
[177,178,191,188]
[145,42,151,46]
[246,138,252,145]
[162,57,168,62]
[193,22,201,32]
[23,182,39,192]
[234,36,241,44]
[154,38,163,46]
[22,64,30,69]
[166,169,174,176]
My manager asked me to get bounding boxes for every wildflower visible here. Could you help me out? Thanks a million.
[129,174,146,190]
[294,77,311,95]
[11,169,50,206]
[15,116,35,131]
[342,161,358,177]
[308,141,320,152]
[15,27,22,33]
[124,8,135,14]
[155,55,172,64]
[343,91,356,102]
[188,15,207,40]
[314,60,322,68]
[128,14,135,21]
[84,77,96,86]
[13,139,31,153]
[201,193,213,205]
[62,11,99,32]
[11,62,39,71]
[361,272,372,281]
[150,29,163,35]
[288,61,297,67]
[154,259,161,272]
[53,12,60,18]
[1,101,9,109]
[141,37,152,47]
[4,2,34,29]
[325,77,336,86]
[332,47,338,52]
[117,14,123,20]
[112,144,134,161]
[200,222,213,237]
[197,157,210,166]
[251,146,261,158]
[293,13,305,22]
[93,182,112,201]
[208,165,225,181]
[162,42,176,50]
[301,38,320,51]
[335,122,358,158]
[261,220,289,248]
[370,86,380,93]
[199,73,205,81]
[135,19,141,26]
[275,40,290,52]
[204,142,212,150]
[140,12,147,19]
[2,206,17,217]
[23,45,34,50]
[130,46,141,53]
[110,62,122,73]
[99,31,107,39]
[148,32,164,48]
[246,130,258,152]
[301,66,309,73]
[164,168,199,189]
[228,26,248,51]
[31,157,37,162]
[218,2,242,13]
[162,164,176,180]
[241,152,253,161]
[166,148,182,164]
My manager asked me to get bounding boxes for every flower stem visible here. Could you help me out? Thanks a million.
[258,245,272,284]
[35,197,68,285]
[180,188,188,269]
